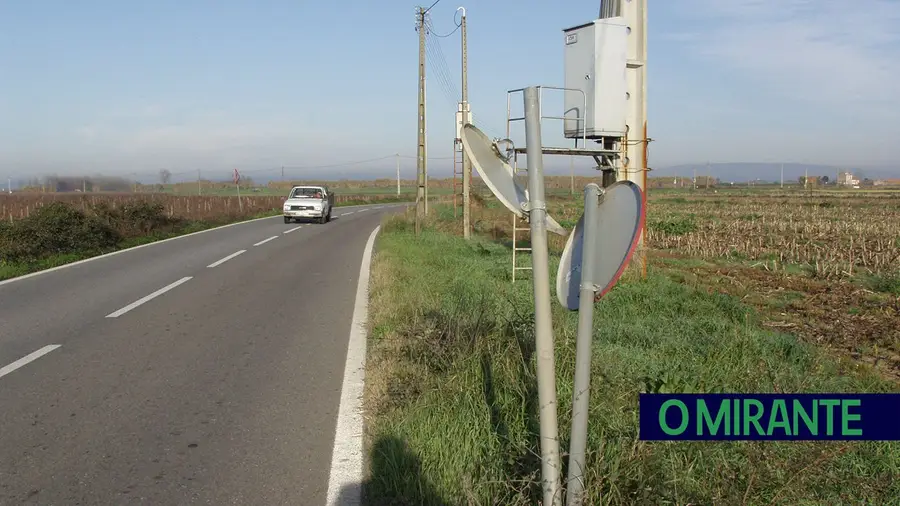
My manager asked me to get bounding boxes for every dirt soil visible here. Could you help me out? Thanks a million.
[653,251,900,383]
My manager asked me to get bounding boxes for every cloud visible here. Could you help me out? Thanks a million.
[680,0,900,106]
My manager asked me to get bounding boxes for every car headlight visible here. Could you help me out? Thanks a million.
[283,205,290,210]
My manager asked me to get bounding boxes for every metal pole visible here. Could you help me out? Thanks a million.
[461,7,471,239]
[523,86,562,506]
[416,7,426,236]
[570,156,574,196]
[565,183,601,506]
[396,153,401,196]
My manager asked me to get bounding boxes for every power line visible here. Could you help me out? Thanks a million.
[428,9,461,38]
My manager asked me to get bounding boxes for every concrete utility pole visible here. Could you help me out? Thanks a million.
[198,169,202,195]
[780,163,784,188]
[416,6,427,236]
[600,0,647,275]
[424,76,429,216]
[706,161,710,189]
[460,7,471,239]
[396,153,401,196]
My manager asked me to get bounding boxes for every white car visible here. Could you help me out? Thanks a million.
[283,185,334,224]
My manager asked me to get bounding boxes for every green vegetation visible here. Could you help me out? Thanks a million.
[0,197,409,281]
[363,207,899,505]
[865,272,900,296]
[0,201,278,280]
[648,215,699,235]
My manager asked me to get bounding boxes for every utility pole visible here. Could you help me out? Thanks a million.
[424,76,429,216]
[7,177,11,194]
[569,155,574,195]
[602,0,648,277]
[396,153,401,196]
[706,161,710,189]
[198,169,202,195]
[780,163,784,188]
[460,7,471,239]
[281,165,285,182]
[416,5,427,236]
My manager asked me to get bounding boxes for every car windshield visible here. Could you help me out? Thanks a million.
[291,188,323,199]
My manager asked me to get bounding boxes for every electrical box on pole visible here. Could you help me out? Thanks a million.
[562,18,628,140]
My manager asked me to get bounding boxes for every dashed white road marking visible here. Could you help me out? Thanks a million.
[253,236,278,246]
[283,226,303,234]
[343,211,355,216]
[105,277,193,318]
[0,345,62,380]
[325,225,381,506]
[207,250,246,268]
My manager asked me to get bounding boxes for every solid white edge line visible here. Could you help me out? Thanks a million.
[325,224,381,506]
[105,276,193,318]
[0,345,62,380]
[253,236,279,246]
[283,225,303,234]
[0,202,408,288]
[206,250,246,268]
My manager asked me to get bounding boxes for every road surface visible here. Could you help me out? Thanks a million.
[0,203,404,505]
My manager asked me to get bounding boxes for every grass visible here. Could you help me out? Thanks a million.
[362,207,899,506]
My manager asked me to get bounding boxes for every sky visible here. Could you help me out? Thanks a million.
[1,0,899,183]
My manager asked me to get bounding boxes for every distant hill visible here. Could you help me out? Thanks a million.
[649,163,900,184]
[236,163,898,185]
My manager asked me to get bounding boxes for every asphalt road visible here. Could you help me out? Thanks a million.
[0,203,405,505]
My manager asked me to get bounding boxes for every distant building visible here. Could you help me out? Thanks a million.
[837,171,860,187]
[874,178,900,187]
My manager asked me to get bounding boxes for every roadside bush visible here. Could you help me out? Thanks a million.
[0,202,120,263]
[91,200,177,237]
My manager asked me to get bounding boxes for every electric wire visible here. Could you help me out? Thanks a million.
[423,19,505,139]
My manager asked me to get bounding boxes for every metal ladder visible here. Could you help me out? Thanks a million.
[452,138,464,218]
[511,153,532,282]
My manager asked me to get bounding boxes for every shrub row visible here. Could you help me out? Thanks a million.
[0,201,179,263]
